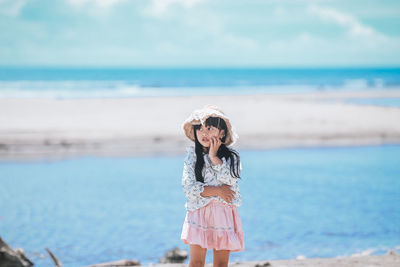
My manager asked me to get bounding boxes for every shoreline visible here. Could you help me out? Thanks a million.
[147,252,400,267]
[1,137,400,162]
[1,90,400,161]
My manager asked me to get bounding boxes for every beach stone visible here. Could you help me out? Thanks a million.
[255,261,271,267]
[159,247,188,263]
[0,237,34,267]
[387,249,399,256]
[85,259,140,267]
[15,249,33,266]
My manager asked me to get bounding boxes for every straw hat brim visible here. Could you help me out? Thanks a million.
[182,105,238,146]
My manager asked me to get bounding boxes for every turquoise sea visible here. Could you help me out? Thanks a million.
[0,67,400,99]
[1,145,399,266]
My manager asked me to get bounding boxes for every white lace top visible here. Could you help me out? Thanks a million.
[182,146,242,211]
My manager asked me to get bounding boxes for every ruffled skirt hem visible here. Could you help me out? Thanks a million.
[180,199,245,252]
[181,229,245,252]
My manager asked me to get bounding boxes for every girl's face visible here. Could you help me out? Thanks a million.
[195,124,225,148]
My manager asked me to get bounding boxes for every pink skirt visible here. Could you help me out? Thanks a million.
[181,199,245,252]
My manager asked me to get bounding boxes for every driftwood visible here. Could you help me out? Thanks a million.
[85,259,140,267]
[0,236,34,267]
[45,248,62,267]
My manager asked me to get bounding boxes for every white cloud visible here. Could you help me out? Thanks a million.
[0,0,28,16]
[145,0,204,17]
[67,0,126,8]
[261,29,400,66]
[308,5,378,38]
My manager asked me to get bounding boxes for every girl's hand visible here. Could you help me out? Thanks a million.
[218,184,235,203]
[209,135,222,158]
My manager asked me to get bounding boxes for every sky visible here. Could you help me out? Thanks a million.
[0,0,400,67]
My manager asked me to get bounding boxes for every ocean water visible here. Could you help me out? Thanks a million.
[343,98,400,107]
[1,145,399,266]
[0,67,399,99]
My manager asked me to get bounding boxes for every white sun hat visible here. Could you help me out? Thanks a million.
[182,104,239,146]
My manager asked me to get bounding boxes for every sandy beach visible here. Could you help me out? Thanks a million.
[148,251,400,267]
[1,89,400,161]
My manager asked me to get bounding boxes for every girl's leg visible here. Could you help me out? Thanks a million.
[212,249,230,267]
[189,244,207,267]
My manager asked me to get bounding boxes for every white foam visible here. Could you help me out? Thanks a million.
[0,80,395,99]
[342,79,369,90]
[0,80,144,99]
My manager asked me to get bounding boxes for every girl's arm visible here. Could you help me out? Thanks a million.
[200,185,219,197]
[209,155,222,166]
[182,146,235,203]
[210,156,241,186]
[182,159,206,202]
[183,164,233,201]
[201,184,235,203]
[209,137,241,186]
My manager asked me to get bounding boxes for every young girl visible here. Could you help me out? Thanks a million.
[180,104,244,267]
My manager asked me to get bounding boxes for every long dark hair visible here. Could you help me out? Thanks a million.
[193,116,241,183]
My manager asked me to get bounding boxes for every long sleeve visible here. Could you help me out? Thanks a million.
[210,156,241,186]
[181,147,206,202]
[181,146,242,211]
